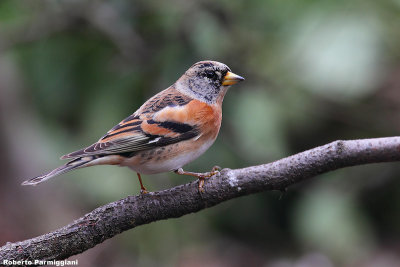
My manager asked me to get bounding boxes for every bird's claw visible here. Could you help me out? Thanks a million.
[174,166,221,193]
[197,167,220,192]
[211,165,221,172]
[140,189,149,195]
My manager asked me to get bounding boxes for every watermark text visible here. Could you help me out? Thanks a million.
[2,259,78,266]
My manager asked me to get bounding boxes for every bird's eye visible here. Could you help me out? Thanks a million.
[204,70,217,80]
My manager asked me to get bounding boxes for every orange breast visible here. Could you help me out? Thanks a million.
[154,99,222,139]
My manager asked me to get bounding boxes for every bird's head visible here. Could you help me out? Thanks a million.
[176,60,244,104]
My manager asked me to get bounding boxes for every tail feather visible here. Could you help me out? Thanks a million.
[22,156,99,186]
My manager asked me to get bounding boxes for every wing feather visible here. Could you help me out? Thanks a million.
[61,88,198,159]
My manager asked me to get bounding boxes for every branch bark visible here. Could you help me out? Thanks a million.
[1,137,400,261]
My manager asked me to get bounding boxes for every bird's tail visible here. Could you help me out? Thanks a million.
[21,156,100,186]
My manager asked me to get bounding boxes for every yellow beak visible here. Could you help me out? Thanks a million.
[222,71,245,86]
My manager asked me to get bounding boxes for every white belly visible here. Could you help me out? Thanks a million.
[122,138,215,174]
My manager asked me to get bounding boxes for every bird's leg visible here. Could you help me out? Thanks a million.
[136,173,148,194]
[174,167,220,192]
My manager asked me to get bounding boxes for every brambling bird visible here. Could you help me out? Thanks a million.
[22,60,244,193]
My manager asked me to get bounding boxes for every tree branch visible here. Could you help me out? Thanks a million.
[1,137,400,261]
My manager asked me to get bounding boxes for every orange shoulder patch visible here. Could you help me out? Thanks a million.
[141,120,181,138]
[154,99,222,137]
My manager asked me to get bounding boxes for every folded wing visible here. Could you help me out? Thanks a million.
[61,89,198,159]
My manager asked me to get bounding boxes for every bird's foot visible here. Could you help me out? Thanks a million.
[174,167,221,193]
[140,188,149,195]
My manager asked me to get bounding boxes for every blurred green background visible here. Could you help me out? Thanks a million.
[1,0,400,266]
